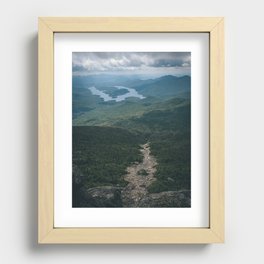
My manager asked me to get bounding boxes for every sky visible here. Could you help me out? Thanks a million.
[72,52,191,77]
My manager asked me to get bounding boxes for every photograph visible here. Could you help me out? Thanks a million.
[72,52,191,208]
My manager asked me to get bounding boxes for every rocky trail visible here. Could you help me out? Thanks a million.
[121,142,157,207]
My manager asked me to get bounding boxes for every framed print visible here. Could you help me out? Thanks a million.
[38,17,224,244]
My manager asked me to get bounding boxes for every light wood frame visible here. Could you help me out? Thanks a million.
[38,17,224,244]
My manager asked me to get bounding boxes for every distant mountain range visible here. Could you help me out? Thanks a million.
[73,74,190,100]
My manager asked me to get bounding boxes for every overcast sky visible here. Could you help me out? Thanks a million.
[72,52,191,77]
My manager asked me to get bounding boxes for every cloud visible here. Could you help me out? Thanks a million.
[72,52,191,76]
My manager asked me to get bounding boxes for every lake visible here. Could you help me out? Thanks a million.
[88,86,145,102]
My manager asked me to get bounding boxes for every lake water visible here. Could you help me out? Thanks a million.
[88,86,145,102]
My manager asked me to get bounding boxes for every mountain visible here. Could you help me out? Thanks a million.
[131,75,190,99]
[73,74,145,88]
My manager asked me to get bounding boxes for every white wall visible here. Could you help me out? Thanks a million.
[0,0,264,263]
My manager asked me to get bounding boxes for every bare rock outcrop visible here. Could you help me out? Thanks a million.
[138,190,191,207]
[79,186,123,207]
